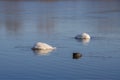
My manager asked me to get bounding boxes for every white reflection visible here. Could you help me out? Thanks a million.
[33,49,53,56]
[81,38,90,44]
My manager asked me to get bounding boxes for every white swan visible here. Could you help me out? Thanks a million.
[75,33,91,39]
[32,42,56,50]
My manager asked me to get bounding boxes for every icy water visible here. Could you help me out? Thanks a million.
[0,0,120,80]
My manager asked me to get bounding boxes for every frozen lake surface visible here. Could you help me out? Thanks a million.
[0,0,120,80]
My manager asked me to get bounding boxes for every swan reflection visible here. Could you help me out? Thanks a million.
[81,38,90,44]
[33,49,53,56]
[75,38,90,44]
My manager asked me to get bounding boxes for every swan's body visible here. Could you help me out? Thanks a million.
[75,33,90,39]
[32,42,56,50]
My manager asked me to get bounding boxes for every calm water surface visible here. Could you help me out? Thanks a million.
[0,0,120,80]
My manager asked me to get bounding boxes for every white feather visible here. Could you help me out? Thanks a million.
[32,42,56,50]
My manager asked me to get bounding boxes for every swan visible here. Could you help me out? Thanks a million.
[32,42,56,50]
[75,33,90,39]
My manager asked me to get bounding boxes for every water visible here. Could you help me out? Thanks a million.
[0,0,120,80]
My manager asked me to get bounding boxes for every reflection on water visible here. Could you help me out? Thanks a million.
[0,1,21,35]
[81,38,90,44]
[0,1,55,36]
[33,49,53,56]
[75,38,90,44]
[0,0,120,34]
[0,0,120,36]
[0,0,120,80]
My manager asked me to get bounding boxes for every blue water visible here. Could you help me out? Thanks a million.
[0,0,120,80]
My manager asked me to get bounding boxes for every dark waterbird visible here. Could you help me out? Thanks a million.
[73,52,82,59]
